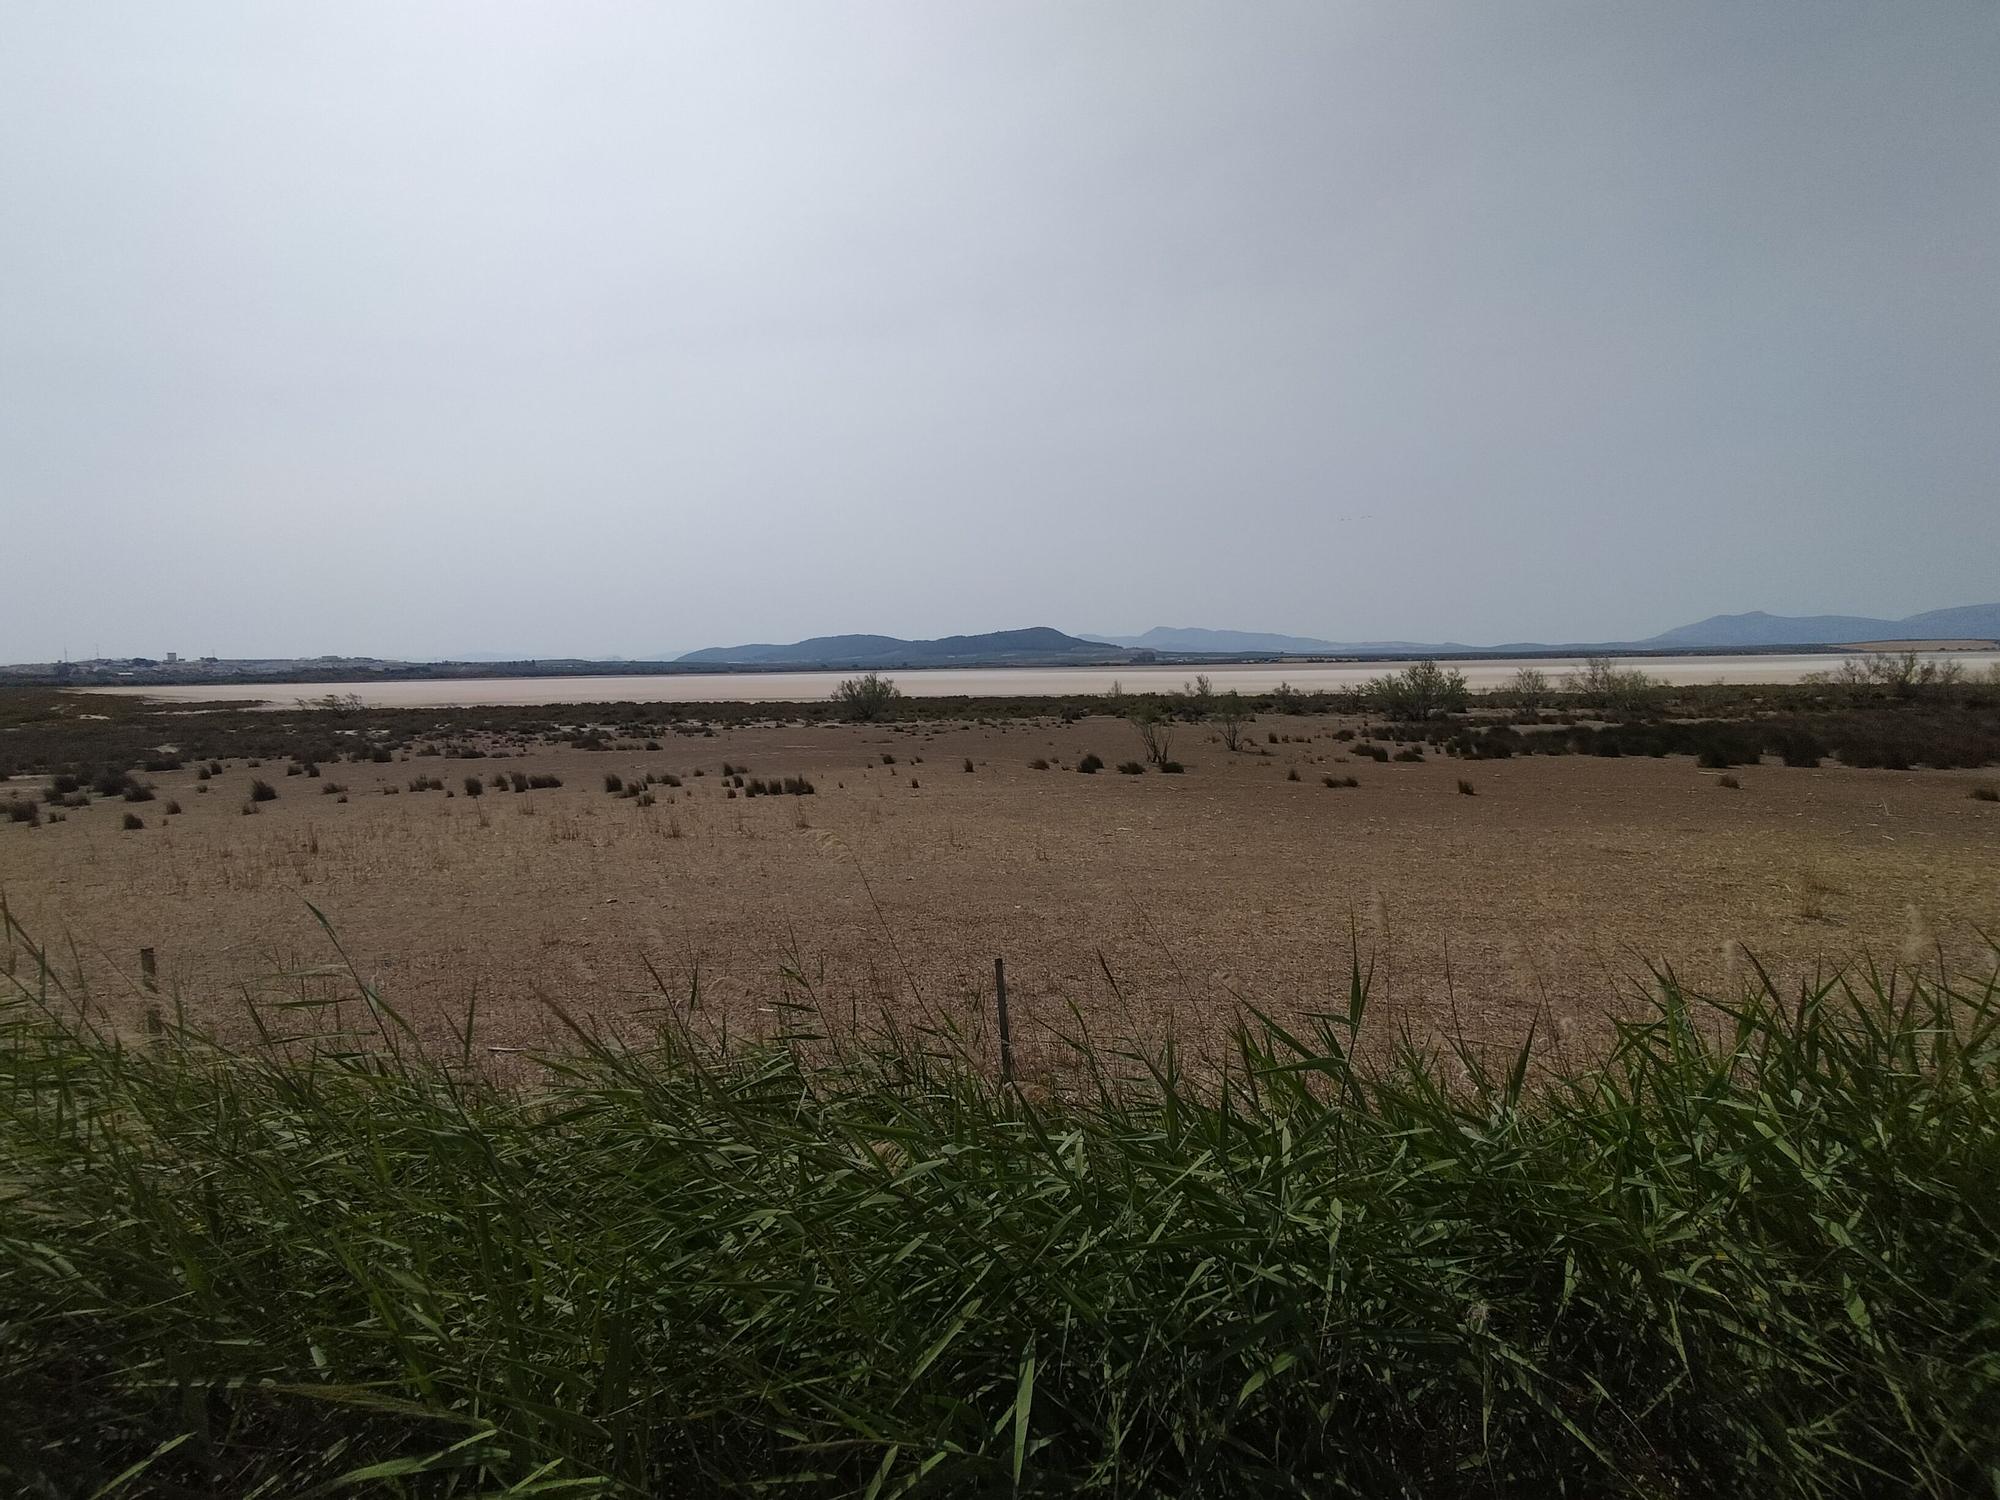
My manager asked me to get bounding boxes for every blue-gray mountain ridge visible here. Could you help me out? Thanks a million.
[676,605,1999,666]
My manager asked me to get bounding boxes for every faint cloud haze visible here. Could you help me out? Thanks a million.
[2,2,1995,660]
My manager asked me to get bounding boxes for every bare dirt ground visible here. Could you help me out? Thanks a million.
[4,713,1997,1067]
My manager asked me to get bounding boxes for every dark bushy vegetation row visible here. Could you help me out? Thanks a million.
[5,680,1999,790]
[1448,706,2000,770]
[2,917,1995,1497]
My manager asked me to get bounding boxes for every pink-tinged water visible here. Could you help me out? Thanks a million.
[76,652,2000,709]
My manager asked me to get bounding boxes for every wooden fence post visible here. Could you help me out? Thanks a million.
[141,947,163,1039]
[994,956,1014,1084]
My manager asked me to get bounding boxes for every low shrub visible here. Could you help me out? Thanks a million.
[248,779,277,803]
[1365,658,1468,719]
[120,812,143,830]
[833,669,903,722]
[1117,761,1145,775]
[1077,754,1103,774]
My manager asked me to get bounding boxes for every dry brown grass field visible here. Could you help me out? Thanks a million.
[5,711,1998,1066]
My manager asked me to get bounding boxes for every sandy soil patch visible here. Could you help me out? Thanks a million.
[4,714,1996,1066]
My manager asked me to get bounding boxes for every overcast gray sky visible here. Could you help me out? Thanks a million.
[2,2,1995,661]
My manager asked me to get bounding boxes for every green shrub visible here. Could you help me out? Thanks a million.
[1365,658,1468,719]
[1566,656,1657,715]
[833,671,902,722]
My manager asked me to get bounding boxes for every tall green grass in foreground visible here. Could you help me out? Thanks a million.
[2,936,1996,1497]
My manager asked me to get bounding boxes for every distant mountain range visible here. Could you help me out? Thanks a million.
[1092,627,1475,654]
[1636,604,2000,650]
[676,605,2000,670]
[1098,606,2000,657]
[15,606,1990,687]
[676,627,1126,669]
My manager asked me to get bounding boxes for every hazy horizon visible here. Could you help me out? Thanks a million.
[16,594,2000,666]
[5,3,1996,662]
